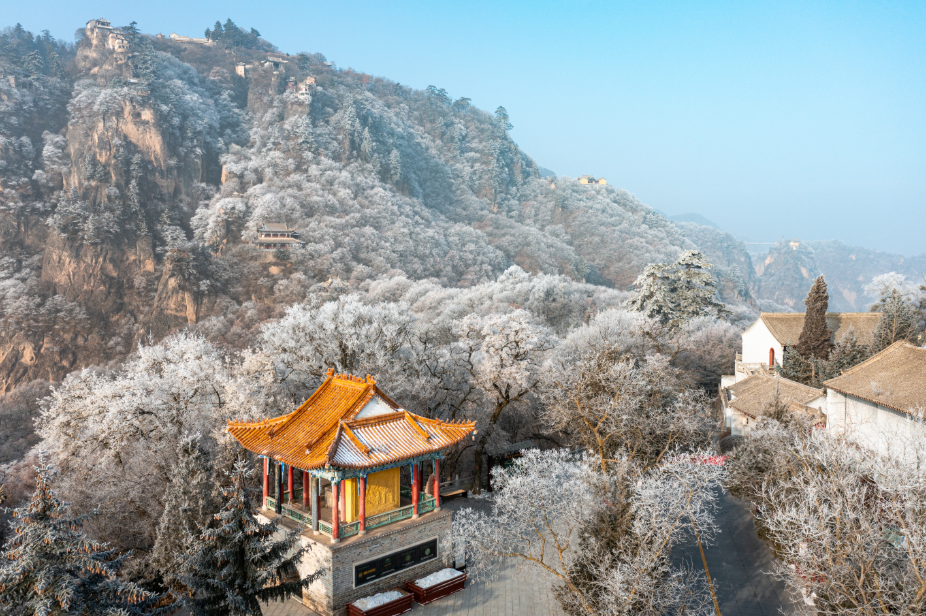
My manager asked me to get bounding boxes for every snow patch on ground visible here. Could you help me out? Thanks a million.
[352,590,403,610]
[415,568,464,588]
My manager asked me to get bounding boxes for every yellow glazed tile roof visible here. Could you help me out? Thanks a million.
[227,370,475,470]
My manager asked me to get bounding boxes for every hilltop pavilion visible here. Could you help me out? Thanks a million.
[228,369,475,542]
[228,370,475,614]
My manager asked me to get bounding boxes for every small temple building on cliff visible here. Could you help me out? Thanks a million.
[227,369,475,615]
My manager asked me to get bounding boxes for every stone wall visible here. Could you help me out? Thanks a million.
[298,511,454,616]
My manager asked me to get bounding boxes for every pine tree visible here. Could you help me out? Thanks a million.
[178,460,318,616]
[795,276,834,359]
[872,289,921,352]
[150,434,216,586]
[0,457,170,615]
[778,345,817,386]
[626,250,728,328]
[779,332,873,387]
[825,329,873,375]
[494,106,513,132]
[388,148,402,183]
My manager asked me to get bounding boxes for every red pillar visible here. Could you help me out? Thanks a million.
[412,463,420,519]
[359,475,367,535]
[287,465,294,503]
[769,347,775,367]
[302,470,309,508]
[433,458,441,511]
[332,481,340,543]
[262,458,269,509]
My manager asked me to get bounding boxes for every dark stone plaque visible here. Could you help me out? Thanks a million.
[354,538,440,587]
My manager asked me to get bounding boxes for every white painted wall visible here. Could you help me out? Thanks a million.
[805,394,827,413]
[741,319,783,366]
[828,390,926,468]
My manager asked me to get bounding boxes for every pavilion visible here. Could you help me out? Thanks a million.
[228,369,476,543]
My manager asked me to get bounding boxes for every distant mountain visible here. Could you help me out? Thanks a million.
[749,239,926,312]
[806,241,926,311]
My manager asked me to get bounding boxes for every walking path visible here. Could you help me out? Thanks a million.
[670,489,799,616]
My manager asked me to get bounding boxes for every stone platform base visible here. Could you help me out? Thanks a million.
[290,510,453,616]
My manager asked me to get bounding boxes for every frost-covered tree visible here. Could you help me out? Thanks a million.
[626,250,727,329]
[0,457,171,616]
[453,448,723,616]
[756,432,926,614]
[150,433,218,585]
[727,398,926,615]
[37,332,234,556]
[453,310,553,492]
[258,295,414,389]
[178,460,318,616]
[673,316,741,387]
[864,272,920,309]
[872,289,922,352]
[253,295,457,417]
[542,351,713,472]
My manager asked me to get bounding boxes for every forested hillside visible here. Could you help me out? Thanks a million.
[0,18,758,398]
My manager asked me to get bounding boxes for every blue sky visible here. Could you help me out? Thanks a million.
[7,1,926,255]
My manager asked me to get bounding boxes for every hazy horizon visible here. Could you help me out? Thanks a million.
[9,0,924,256]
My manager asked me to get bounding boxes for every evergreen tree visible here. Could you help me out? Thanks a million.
[626,250,728,328]
[778,346,816,386]
[178,460,317,616]
[0,457,170,615]
[795,276,834,359]
[388,148,402,184]
[494,106,513,132]
[150,434,216,586]
[780,328,872,387]
[872,289,921,352]
[826,329,873,375]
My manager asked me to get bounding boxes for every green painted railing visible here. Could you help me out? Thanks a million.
[268,494,436,538]
[265,497,313,527]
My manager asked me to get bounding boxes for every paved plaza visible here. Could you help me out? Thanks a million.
[264,491,798,616]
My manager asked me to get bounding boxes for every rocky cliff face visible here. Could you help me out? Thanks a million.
[0,23,230,392]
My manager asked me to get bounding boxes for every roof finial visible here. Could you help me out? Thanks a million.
[365,374,375,385]
[326,368,334,379]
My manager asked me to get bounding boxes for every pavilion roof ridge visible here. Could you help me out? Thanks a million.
[325,424,343,467]
[339,421,371,456]
[403,411,432,443]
